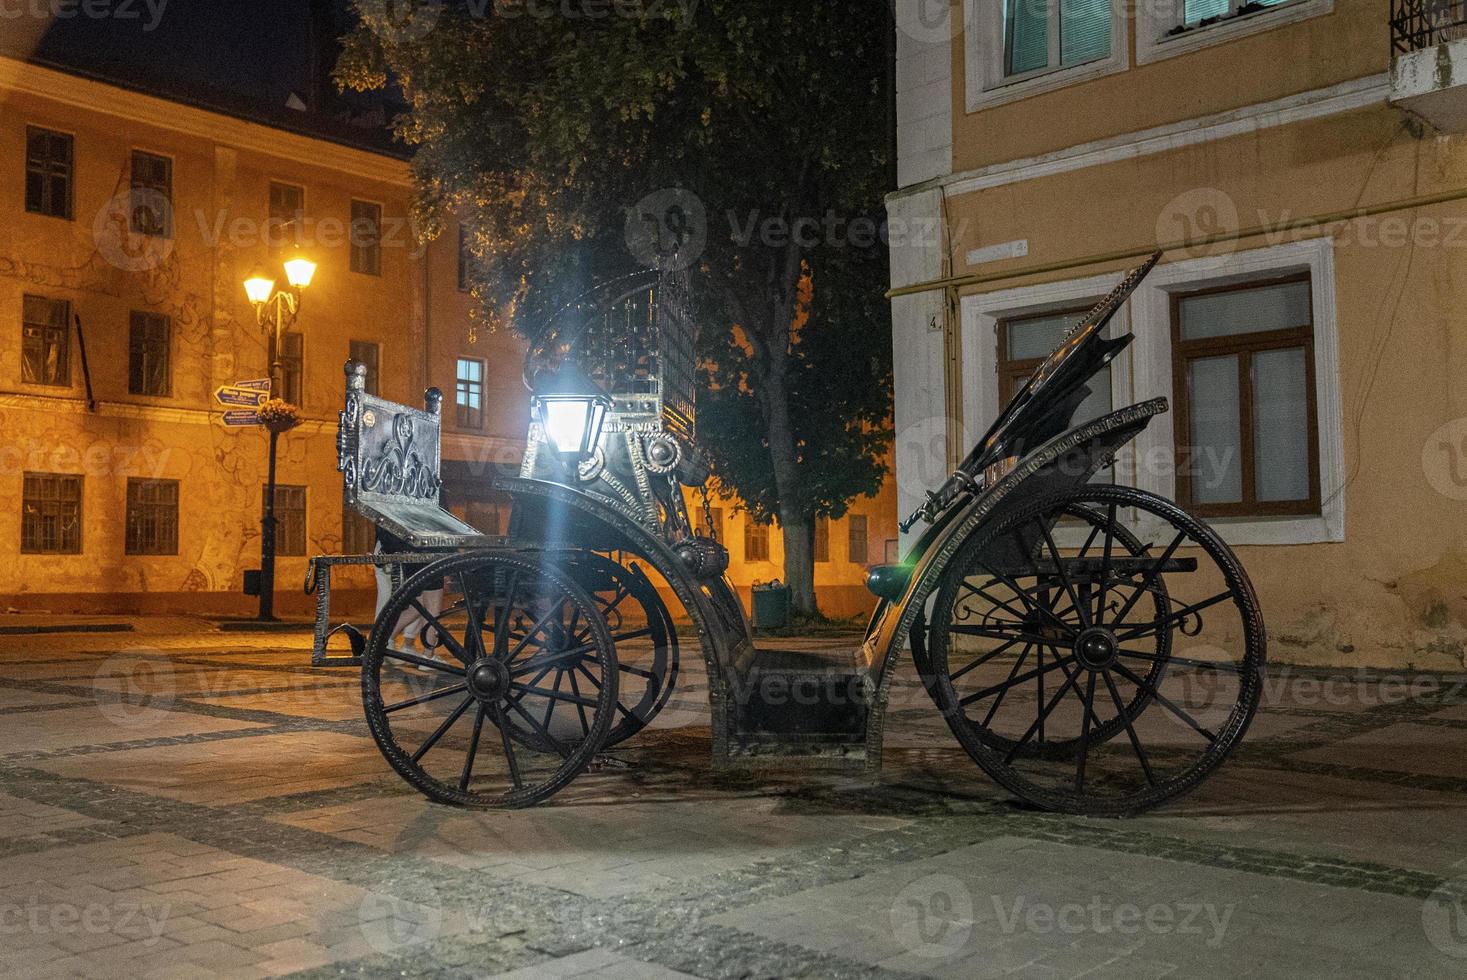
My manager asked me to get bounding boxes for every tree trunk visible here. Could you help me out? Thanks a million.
[764,369,818,617]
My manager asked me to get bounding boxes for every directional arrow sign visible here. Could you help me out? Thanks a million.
[221,410,264,427]
[236,378,271,392]
[215,385,267,408]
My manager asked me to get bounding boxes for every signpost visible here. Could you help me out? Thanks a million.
[222,410,264,427]
[216,378,276,615]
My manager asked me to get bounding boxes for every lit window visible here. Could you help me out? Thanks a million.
[21,295,70,387]
[456,357,484,430]
[1172,275,1319,517]
[745,520,770,562]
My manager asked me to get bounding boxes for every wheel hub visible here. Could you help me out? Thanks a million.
[466,658,511,702]
[1074,627,1119,671]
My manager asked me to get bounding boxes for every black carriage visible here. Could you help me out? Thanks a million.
[308,251,1265,815]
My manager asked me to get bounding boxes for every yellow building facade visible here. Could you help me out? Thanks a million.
[889,0,1467,667]
[0,56,527,615]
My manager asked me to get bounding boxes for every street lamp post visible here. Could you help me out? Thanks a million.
[243,255,316,621]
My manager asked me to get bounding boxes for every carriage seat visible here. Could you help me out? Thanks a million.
[336,360,498,550]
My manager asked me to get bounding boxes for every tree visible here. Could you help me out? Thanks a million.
[338,0,894,615]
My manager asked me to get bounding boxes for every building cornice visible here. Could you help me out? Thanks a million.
[889,73,1391,203]
[0,56,413,188]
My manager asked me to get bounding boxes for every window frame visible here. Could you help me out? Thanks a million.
[281,331,304,406]
[21,295,71,388]
[343,499,376,556]
[1135,0,1332,64]
[125,478,180,556]
[847,514,869,565]
[128,310,172,397]
[25,125,74,220]
[264,484,308,557]
[455,356,486,431]
[964,0,1130,113]
[268,180,307,251]
[1168,272,1321,519]
[350,198,383,277]
[744,519,771,563]
[349,339,381,396]
[22,472,82,555]
[813,516,830,563]
[129,149,173,239]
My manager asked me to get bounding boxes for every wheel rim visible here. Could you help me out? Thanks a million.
[362,552,617,808]
[928,485,1264,816]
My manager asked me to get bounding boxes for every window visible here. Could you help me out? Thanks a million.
[264,484,307,556]
[350,200,382,276]
[457,225,472,291]
[745,520,770,562]
[126,479,179,555]
[21,295,70,387]
[884,538,900,564]
[1136,0,1328,63]
[281,332,304,406]
[967,0,1128,110]
[128,311,171,396]
[269,182,305,249]
[456,357,484,429]
[1171,275,1319,517]
[1183,0,1293,27]
[848,514,869,565]
[1003,0,1111,79]
[343,501,375,556]
[25,127,72,219]
[813,517,830,562]
[22,473,81,554]
[130,151,172,237]
[707,506,724,540]
[349,340,380,396]
[996,305,1113,480]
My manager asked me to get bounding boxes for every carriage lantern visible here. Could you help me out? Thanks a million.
[530,363,613,463]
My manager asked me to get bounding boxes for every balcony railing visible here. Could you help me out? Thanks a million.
[1391,0,1467,54]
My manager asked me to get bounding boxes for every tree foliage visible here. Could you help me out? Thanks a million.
[338,0,894,614]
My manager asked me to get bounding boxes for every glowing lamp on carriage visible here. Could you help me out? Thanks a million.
[530,364,612,463]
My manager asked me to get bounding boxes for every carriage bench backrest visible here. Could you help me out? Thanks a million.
[337,360,494,550]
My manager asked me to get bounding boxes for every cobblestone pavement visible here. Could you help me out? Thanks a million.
[2,621,1467,978]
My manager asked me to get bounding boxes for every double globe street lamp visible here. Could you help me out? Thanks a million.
[242,254,316,621]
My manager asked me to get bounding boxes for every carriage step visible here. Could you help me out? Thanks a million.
[734,648,868,738]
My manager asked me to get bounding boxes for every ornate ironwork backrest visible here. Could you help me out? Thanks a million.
[337,360,489,549]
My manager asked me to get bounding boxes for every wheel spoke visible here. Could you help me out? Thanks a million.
[949,636,1024,683]
[983,564,1080,638]
[1113,591,1235,643]
[1112,662,1218,743]
[456,573,488,661]
[1037,520,1090,628]
[567,668,592,738]
[510,643,598,676]
[406,601,471,665]
[383,682,468,714]
[459,704,486,791]
[618,661,658,679]
[574,663,635,723]
[1095,503,1117,627]
[948,623,1059,646]
[1103,668,1156,786]
[960,652,1073,706]
[491,703,523,788]
[957,579,1030,624]
[511,682,601,708]
[490,571,521,659]
[505,599,572,664]
[1111,532,1186,624]
[411,696,474,764]
[505,696,570,759]
[978,643,1031,727]
[1075,669,1097,792]
[384,647,467,676]
[540,667,566,732]
[1003,666,1085,765]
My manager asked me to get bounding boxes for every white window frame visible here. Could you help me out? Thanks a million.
[1136,0,1334,65]
[964,0,1129,113]
[960,271,1132,548]
[1128,237,1344,546]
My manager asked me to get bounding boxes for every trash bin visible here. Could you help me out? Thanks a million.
[751,580,790,629]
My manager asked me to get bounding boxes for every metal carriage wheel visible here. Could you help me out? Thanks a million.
[362,551,618,808]
[926,484,1265,816]
[498,551,679,752]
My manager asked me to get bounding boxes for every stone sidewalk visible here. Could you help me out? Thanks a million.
[1,621,1466,978]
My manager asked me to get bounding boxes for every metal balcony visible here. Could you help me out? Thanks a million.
[1390,0,1467,132]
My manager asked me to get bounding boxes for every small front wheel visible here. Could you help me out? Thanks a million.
[362,551,618,808]
[926,484,1265,816]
